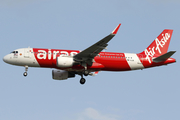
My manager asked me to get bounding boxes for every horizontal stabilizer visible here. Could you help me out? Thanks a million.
[153,51,176,63]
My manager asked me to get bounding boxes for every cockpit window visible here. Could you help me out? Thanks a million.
[11,51,18,54]
[11,51,15,53]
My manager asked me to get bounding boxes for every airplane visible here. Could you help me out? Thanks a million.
[3,24,176,84]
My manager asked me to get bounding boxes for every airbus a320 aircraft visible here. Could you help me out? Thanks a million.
[3,24,176,84]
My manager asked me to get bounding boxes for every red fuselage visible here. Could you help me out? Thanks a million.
[33,48,176,72]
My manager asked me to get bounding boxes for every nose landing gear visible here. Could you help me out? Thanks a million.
[23,72,27,76]
[23,65,28,77]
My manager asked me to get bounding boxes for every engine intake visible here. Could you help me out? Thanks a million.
[52,70,75,80]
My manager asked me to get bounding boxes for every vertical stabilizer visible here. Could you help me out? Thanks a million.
[140,29,173,63]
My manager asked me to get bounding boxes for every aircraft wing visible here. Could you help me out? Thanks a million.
[73,24,121,63]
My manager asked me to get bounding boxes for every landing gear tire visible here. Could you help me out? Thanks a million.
[23,72,27,77]
[83,70,89,76]
[80,78,86,84]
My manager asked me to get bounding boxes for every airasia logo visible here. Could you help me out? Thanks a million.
[37,49,78,60]
[145,33,171,63]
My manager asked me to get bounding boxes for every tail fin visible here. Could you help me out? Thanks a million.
[141,29,173,59]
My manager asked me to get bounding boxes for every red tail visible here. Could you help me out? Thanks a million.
[141,29,173,57]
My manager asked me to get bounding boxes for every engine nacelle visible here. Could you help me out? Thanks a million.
[52,70,75,80]
[56,56,74,68]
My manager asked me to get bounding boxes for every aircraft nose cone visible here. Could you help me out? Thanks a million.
[3,55,9,63]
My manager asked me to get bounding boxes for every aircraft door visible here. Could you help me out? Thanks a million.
[24,48,30,58]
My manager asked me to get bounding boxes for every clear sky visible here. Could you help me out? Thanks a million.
[0,0,180,120]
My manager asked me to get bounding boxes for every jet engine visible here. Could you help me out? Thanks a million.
[56,56,75,68]
[52,70,75,80]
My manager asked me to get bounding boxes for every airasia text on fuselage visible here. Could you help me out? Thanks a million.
[36,49,79,60]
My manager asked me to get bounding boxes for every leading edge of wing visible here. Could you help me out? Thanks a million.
[74,24,121,61]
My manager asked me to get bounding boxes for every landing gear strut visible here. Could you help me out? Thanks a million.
[23,65,28,77]
[81,62,89,76]
[79,62,90,84]
[79,73,86,84]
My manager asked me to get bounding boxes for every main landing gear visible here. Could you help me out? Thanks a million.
[83,70,89,76]
[79,70,89,85]
[79,62,90,85]
[23,65,28,77]
[80,77,86,84]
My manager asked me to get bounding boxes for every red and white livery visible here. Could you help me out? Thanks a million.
[3,24,176,84]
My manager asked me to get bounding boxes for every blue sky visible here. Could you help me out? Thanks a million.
[0,0,180,120]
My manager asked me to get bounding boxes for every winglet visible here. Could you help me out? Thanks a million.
[112,24,121,35]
